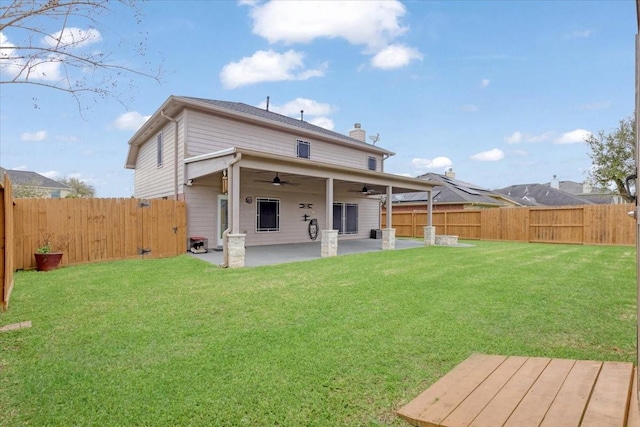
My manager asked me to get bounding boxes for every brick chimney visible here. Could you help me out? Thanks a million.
[349,123,366,142]
[444,167,455,179]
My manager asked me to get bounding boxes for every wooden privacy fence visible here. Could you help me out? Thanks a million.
[13,198,187,270]
[1,174,15,310]
[384,204,636,245]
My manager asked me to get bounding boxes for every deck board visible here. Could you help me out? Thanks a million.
[470,357,550,427]
[397,354,638,427]
[581,362,634,427]
[540,360,603,427]
[442,356,528,427]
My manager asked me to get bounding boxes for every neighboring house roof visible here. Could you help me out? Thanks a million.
[494,184,596,206]
[0,167,70,190]
[126,95,394,169]
[392,172,515,207]
[547,180,622,204]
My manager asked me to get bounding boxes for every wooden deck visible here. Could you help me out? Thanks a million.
[397,354,639,427]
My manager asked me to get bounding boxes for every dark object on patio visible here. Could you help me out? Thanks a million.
[370,229,381,239]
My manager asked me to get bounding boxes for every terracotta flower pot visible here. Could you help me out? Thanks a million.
[34,252,63,272]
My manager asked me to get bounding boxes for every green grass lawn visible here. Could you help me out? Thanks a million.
[0,240,636,426]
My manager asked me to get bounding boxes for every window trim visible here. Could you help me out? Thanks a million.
[156,133,163,167]
[296,139,311,159]
[256,197,280,232]
[367,156,377,171]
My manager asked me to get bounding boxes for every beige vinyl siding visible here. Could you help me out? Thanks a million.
[185,110,381,172]
[238,171,380,246]
[184,174,219,249]
[134,114,184,199]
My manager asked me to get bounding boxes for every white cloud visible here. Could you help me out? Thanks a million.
[555,129,591,144]
[504,131,553,144]
[258,97,333,116]
[470,148,504,161]
[2,27,101,83]
[370,44,423,69]
[411,156,453,170]
[112,111,151,131]
[565,30,592,39]
[505,131,522,144]
[480,78,490,88]
[220,50,325,89]
[308,117,334,130]
[42,27,102,49]
[248,0,408,50]
[462,104,478,112]
[13,165,28,171]
[20,130,47,142]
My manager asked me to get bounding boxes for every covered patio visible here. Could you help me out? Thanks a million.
[188,237,439,268]
[184,147,440,268]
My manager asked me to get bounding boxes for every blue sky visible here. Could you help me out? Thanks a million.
[0,0,635,197]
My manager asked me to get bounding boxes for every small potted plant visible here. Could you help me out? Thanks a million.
[34,232,71,271]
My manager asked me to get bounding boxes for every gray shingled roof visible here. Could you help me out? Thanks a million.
[494,184,595,206]
[392,173,508,206]
[0,168,70,189]
[181,97,374,148]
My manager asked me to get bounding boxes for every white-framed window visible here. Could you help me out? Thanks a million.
[297,139,310,159]
[367,156,377,171]
[333,202,358,235]
[257,198,280,232]
[156,133,163,167]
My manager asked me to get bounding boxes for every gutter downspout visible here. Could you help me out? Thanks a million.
[220,153,242,268]
[160,110,179,201]
[381,153,392,173]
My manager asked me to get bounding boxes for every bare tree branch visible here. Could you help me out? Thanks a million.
[1,0,163,113]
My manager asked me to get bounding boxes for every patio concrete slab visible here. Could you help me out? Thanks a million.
[188,238,429,268]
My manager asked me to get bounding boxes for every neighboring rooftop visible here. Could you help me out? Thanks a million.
[494,183,597,206]
[496,177,626,206]
[392,171,517,207]
[0,168,69,190]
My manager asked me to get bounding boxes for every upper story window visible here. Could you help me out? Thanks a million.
[368,156,377,171]
[256,198,280,232]
[157,133,163,167]
[297,140,310,159]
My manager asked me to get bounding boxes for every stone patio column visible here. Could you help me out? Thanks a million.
[382,228,396,250]
[321,230,338,257]
[423,226,436,246]
[227,233,246,268]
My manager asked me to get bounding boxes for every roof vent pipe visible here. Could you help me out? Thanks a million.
[266,96,270,112]
[300,110,304,121]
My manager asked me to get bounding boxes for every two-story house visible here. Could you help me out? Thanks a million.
[125,96,438,267]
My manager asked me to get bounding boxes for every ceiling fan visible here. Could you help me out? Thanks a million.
[254,172,299,186]
[349,185,380,195]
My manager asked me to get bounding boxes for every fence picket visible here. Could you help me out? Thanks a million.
[384,205,635,246]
